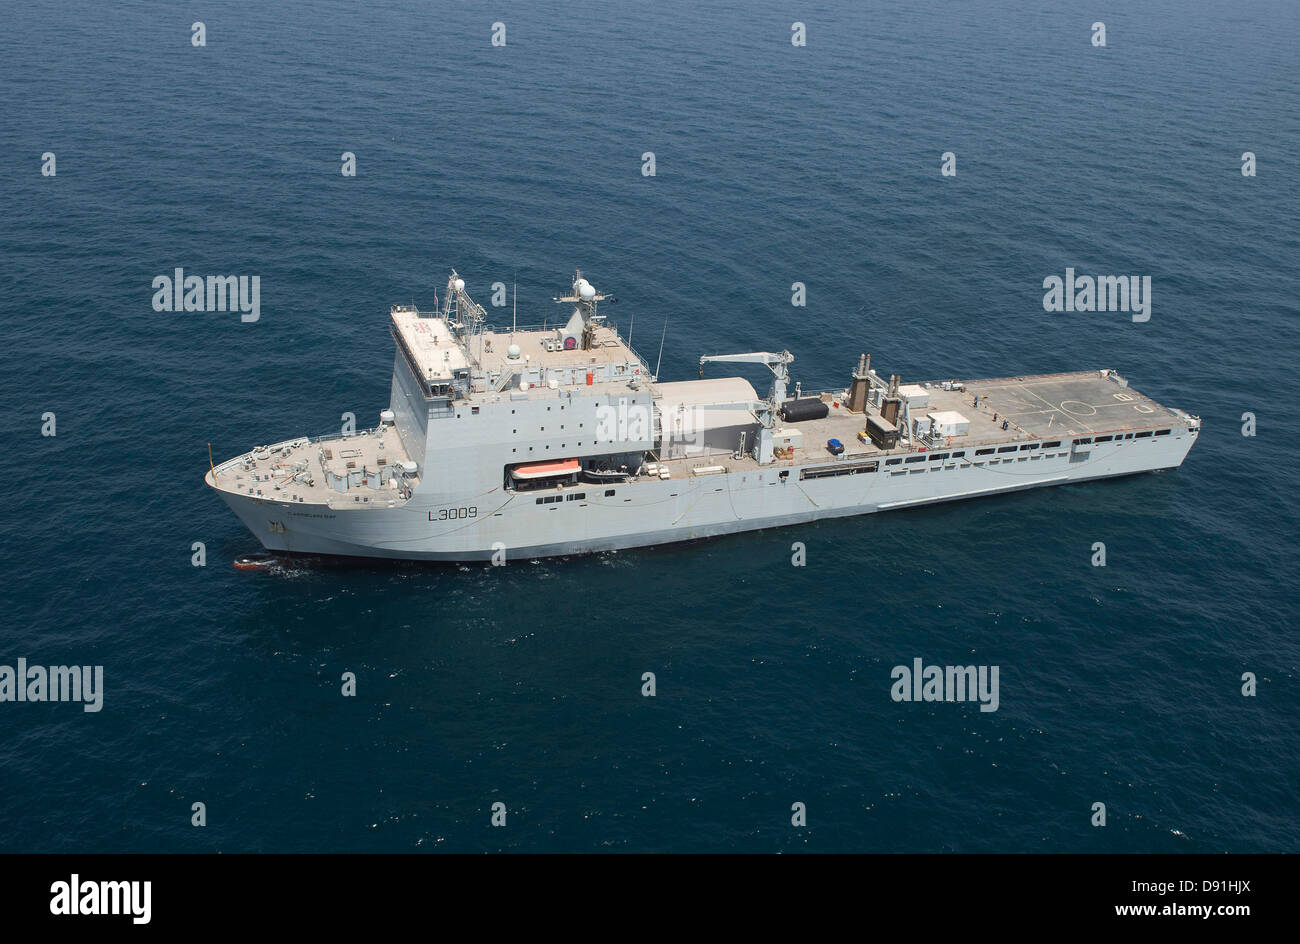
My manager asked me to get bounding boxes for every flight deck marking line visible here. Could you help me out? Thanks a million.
[1006,407,1062,417]
[1023,387,1061,413]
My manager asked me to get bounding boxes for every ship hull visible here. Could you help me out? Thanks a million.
[214,428,1196,561]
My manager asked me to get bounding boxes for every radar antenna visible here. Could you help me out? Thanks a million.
[552,269,609,351]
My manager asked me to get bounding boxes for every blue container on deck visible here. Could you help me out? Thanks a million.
[827,438,845,455]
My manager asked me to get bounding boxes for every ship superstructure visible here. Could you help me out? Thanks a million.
[207,269,1201,560]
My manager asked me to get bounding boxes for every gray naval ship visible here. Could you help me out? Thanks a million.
[207,270,1201,560]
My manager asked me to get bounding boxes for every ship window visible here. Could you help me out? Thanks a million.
[1020,443,1036,451]
[886,458,902,465]
[566,492,586,501]
[1135,430,1153,438]
[1124,433,1133,439]
[1095,435,1113,443]
[605,489,616,497]
[997,446,1016,454]
[1155,429,1171,436]
[951,451,965,458]
[1043,440,1061,448]
[929,453,948,461]
[471,407,479,415]
[906,455,926,463]
[1073,437,1092,445]
[801,461,878,480]
[975,448,994,456]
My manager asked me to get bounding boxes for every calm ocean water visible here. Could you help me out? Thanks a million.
[1,0,1297,852]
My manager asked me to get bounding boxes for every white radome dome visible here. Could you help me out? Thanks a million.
[507,343,521,359]
[453,278,465,292]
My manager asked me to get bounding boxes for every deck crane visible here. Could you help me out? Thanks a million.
[698,350,795,464]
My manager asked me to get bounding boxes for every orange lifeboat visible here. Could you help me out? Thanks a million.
[510,459,580,481]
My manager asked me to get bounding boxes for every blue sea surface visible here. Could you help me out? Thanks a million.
[0,0,1297,852]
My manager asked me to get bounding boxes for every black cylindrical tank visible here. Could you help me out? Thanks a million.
[779,397,830,423]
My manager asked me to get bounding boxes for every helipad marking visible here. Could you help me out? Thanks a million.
[1059,400,1098,416]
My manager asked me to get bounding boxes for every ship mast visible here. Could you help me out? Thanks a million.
[553,269,608,351]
